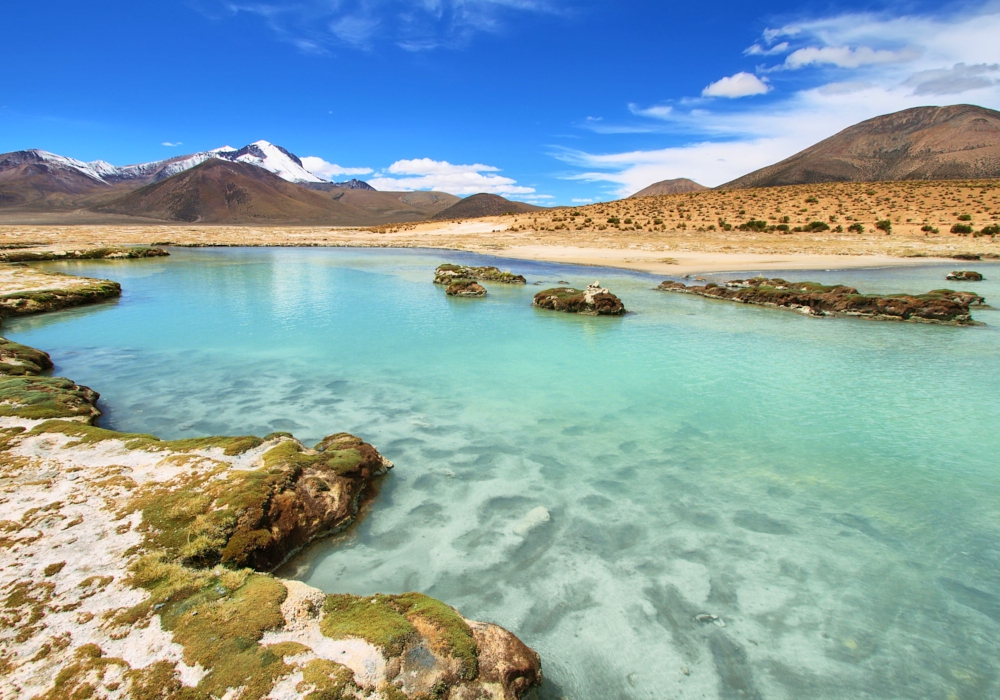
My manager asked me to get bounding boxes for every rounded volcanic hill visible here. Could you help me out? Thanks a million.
[631,178,708,198]
[720,104,1000,189]
[430,193,544,220]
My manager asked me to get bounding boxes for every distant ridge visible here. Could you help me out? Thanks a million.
[721,104,1000,189]
[431,193,543,220]
[631,178,708,198]
[305,179,376,192]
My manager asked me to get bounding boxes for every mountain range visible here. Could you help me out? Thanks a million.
[0,140,464,225]
[2,104,999,224]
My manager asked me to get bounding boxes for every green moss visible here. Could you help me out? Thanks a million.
[321,594,418,656]
[320,592,477,678]
[0,377,98,420]
[297,659,357,700]
[394,593,478,679]
[24,420,261,456]
[125,555,288,700]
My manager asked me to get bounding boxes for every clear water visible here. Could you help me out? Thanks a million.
[5,248,1000,700]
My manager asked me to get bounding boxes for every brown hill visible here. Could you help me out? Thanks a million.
[721,104,1000,189]
[316,188,460,221]
[92,160,375,224]
[631,178,708,198]
[431,193,543,220]
[0,151,111,209]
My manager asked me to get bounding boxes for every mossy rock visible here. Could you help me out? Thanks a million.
[434,264,526,285]
[0,337,53,376]
[446,280,487,297]
[533,286,626,316]
[0,280,122,318]
[0,246,169,263]
[0,376,100,421]
[322,592,478,680]
[946,270,984,281]
[659,277,985,325]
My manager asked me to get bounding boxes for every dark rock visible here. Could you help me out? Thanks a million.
[533,281,626,316]
[657,277,985,325]
[947,270,984,281]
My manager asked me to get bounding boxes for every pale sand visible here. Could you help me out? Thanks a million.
[479,245,958,276]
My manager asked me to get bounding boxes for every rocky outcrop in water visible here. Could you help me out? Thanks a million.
[0,246,169,263]
[533,281,626,316]
[0,274,122,319]
[446,280,488,297]
[946,270,984,281]
[435,264,526,285]
[658,277,985,325]
[0,334,543,700]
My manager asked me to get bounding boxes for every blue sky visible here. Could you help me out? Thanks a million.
[3,0,1000,204]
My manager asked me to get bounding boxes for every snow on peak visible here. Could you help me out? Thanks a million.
[14,142,327,185]
[217,141,323,183]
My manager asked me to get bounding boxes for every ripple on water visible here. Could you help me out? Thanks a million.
[7,249,1000,699]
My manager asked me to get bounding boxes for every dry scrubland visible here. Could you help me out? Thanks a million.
[1,180,999,267]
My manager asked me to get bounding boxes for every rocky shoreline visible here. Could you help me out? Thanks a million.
[0,258,542,700]
[434,264,527,286]
[658,277,986,325]
[0,248,169,321]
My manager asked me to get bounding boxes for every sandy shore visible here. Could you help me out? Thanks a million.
[479,245,961,276]
[1,218,994,277]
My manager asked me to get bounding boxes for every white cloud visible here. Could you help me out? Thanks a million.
[162,141,183,147]
[301,156,374,180]
[782,46,919,70]
[904,62,1000,96]
[745,41,789,56]
[561,3,1000,195]
[702,72,770,98]
[369,158,536,195]
[571,197,594,203]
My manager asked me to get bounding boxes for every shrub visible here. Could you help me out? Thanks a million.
[865,189,876,196]
[805,196,819,204]
[981,224,1000,235]
[834,225,844,233]
[805,221,830,232]
[958,214,972,221]
[738,219,769,232]
[876,219,892,234]
[921,225,939,234]
[848,223,865,233]
[776,224,790,232]
[623,218,633,224]
[607,216,620,225]
[653,218,663,225]
[780,215,790,224]
[951,224,974,234]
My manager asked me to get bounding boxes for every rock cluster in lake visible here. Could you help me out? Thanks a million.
[533,281,626,316]
[434,264,527,285]
[658,277,985,325]
[946,270,984,281]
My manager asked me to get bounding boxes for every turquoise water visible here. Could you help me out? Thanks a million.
[5,248,1000,700]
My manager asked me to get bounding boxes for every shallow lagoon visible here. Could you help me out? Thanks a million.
[6,248,1000,700]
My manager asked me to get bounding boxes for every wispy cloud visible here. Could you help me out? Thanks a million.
[904,63,1000,96]
[368,157,537,196]
[218,0,565,52]
[745,41,788,56]
[162,141,183,147]
[563,2,1000,195]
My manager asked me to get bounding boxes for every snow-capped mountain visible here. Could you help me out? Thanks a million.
[2,141,327,186]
